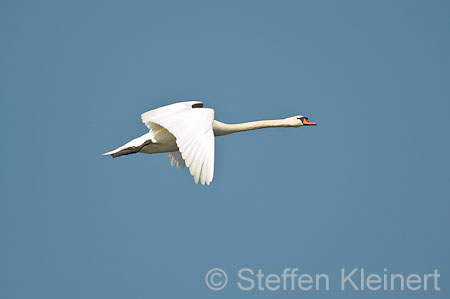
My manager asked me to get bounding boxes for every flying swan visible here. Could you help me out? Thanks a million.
[103,101,317,185]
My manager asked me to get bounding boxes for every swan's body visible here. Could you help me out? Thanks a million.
[103,101,317,185]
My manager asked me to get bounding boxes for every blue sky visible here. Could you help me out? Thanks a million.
[1,1,449,298]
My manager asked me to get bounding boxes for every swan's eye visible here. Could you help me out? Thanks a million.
[298,117,307,122]
[192,103,203,108]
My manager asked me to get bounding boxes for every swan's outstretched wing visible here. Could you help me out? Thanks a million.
[141,103,215,185]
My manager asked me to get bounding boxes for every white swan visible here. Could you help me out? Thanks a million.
[103,101,317,185]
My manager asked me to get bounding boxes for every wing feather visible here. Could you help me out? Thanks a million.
[168,151,186,168]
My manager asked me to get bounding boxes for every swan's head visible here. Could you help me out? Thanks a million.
[287,116,317,127]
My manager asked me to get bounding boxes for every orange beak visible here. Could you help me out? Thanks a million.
[303,118,317,126]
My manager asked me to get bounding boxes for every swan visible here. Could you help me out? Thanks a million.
[103,101,317,185]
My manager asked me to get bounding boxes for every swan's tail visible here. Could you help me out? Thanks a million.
[103,133,153,158]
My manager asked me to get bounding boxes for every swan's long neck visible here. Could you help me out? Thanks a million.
[213,119,294,136]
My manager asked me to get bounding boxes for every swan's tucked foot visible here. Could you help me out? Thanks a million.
[104,139,153,158]
[110,148,137,158]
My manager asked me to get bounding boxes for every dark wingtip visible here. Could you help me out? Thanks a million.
[192,103,203,108]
